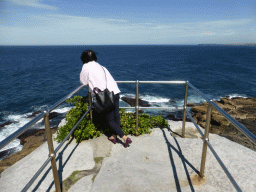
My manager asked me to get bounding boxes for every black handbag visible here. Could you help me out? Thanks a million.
[92,66,115,113]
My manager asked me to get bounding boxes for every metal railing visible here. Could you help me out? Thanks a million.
[117,80,256,192]
[0,84,88,192]
[117,81,186,135]
[0,81,256,192]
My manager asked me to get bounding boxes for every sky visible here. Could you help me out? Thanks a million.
[0,0,255,45]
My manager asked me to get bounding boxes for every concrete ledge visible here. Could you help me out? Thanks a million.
[0,135,94,192]
[90,121,256,192]
[1,120,256,192]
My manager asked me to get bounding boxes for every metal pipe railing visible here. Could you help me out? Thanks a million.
[1,81,255,192]
[182,82,189,137]
[186,81,256,192]
[187,81,256,145]
[0,85,85,151]
[186,108,242,192]
[21,108,91,192]
[209,101,256,144]
[117,80,256,192]
[48,85,85,112]
[116,80,187,84]
[119,107,184,110]
[199,103,212,177]
[117,81,187,133]
[206,140,242,191]
[0,113,45,151]
[44,110,61,192]
[54,107,91,154]
[0,85,86,192]
[21,157,52,192]
[135,80,139,135]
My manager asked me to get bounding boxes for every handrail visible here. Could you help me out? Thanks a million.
[186,81,256,192]
[117,80,256,192]
[1,81,255,192]
[209,100,256,144]
[0,85,87,192]
[0,85,85,151]
[116,80,186,84]
[186,109,241,191]
[21,107,91,192]
[117,80,187,136]
[187,81,256,145]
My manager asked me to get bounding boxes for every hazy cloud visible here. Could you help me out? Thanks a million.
[8,0,57,10]
[1,14,255,45]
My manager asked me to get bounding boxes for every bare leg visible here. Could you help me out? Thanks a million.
[109,135,117,140]
[122,135,128,143]
[109,135,127,142]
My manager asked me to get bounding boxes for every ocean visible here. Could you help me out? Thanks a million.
[0,45,256,159]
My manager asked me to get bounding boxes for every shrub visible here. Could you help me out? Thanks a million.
[55,96,168,143]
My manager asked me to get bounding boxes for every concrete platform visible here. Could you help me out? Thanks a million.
[0,136,95,192]
[0,120,256,192]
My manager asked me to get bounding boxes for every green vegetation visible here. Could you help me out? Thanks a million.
[62,170,81,191]
[55,95,168,143]
[94,157,104,164]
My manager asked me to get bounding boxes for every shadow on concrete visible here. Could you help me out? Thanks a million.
[31,137,79,192]
[162,128,200,192]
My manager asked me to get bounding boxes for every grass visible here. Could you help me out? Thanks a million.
[61,157,105,191]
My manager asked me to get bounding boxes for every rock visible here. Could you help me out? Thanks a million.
[0,148,17,161]
[187,103,195,107]
[211,114,230,126]
[49,112,61,120]
[191,102,208,114]
[193,113,206,123]
[27,111,41,118]
[166,114,176,120]
[0,121,18,130]
[121,97,151,107]
[166,114,180,121]
[191,97,256,151]
[166,111,192,122]
[27,111,61,120]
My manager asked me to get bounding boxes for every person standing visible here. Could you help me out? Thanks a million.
[80,50,132,148]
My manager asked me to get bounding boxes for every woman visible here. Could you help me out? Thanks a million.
[80,50,132,148]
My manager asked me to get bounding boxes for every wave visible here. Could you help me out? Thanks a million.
[0,105,72,154]
[119,92,249,113]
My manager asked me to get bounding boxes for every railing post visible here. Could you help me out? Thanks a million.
[200,103,212,177]
[182,82,188,138]
[135,80,139,135]
[88,90,93,123]
[44,110,61,192]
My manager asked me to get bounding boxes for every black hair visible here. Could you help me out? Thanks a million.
[81,50,97,63]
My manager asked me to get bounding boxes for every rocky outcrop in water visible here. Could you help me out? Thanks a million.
[121,97,151,107]
[191,97,256,150]
[0,121,18,131]
[27,111,61,119]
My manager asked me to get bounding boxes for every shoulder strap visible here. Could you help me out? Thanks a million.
[100,65,108,89]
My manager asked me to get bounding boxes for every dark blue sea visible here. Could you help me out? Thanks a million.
[1,45,256,158]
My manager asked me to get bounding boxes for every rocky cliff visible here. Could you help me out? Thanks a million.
[191,97,256,151]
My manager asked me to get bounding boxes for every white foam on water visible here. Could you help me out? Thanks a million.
[227,94,248,99]
[140,95,170,103]
[0,113,31,152]
[0,106,72,154]
[119,93,135,98]
[52,106,73,113]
